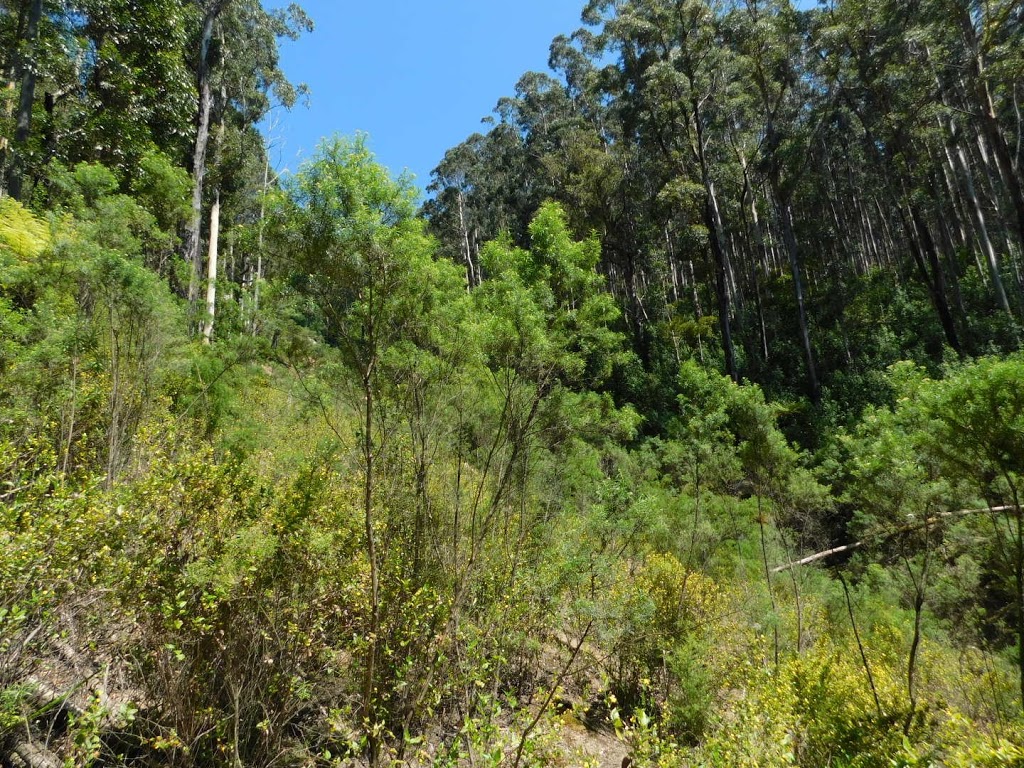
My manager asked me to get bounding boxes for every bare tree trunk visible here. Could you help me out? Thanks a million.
[5,0,41,200]
[840,573,883,718]
[958,11,1024,255]
[773,184,820,404]
[904,204,963,357]
[457,190,477,287]
[202,191,220,344]
[360,323,381,764]
[758,496,779,669]
[949,122,1012,315]
[184,1,227,317]
[705,178,737,381]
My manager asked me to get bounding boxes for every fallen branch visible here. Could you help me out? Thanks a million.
[772,505,1018,574]
[9,741,62,768]
[772,542,863,573]
[24,675,83,719]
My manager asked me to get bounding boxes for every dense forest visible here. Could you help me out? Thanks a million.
[1,0,1023,766]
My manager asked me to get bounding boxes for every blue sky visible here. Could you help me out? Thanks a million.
[265,1,584,194]
[266,1,819,194]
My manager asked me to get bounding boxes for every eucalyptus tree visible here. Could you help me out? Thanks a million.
[183,0,310,324]
[946,0,1024,258]
[71,0,195,173]
[727,0,825,402]
[583,0,741,381]
[424,70,571,273]
[815,0,967,356]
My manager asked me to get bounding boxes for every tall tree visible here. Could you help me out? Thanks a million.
[585,0,741,381]
[183,0,310,321]
[729,0,825,402]
[4,0,41,199]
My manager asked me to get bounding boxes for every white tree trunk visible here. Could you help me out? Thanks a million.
[202,191,220,344]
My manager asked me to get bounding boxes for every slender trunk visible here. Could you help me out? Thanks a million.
[841,573,883,718]
[901,519,930,733]
[250,156,270,333]
[959,13,1024,254]
[758,497,779,669]
[106,321,121,490]
[184,2,226,315]
[62,355,78,476]
[457,190,476,287]
[904,204,964,357]
[361,344,381,764]
[691,92,736,381]
[667,224,680,304]
[1009,483,1024,714]
[743,180,771,361]
[944,139,991,285]
[510,620,594,768]
[6,0,41,200]
[202,191,220,344]
[773,184,820,404]
[938,141,972,254]
[706,181,737,381]
[950,123,1012,314]
[927,163,970,329]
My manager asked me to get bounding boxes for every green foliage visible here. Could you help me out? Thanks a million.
[4,8,1024,757]
[0,197,49,262]
[476,201,625,388]
[131,149,192,233]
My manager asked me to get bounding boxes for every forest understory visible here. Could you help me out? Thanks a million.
[2,0,1024,766]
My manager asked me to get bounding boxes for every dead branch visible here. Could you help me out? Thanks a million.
[772,505,1017,574]
[9,741,62,768]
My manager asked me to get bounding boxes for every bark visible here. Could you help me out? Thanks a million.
[758,497,779,668]
[249,155,270,333]
[684,83,737,381]
[959,10,1024,255]
[940,132,989,285]
[949,122,1012,315]
[840,573,883,718]
[741,175,771,361]
[772,505,1018,574]
[360,292,381,764]
[10,741,61,768]
[184,1,228,314]
[773,186,820,404]
[202,191,220,344]
[5,0,41,200]
[457,190,477,287]
[901,521,930,733]
[706,182,737,381]
[903,204,963,357]
[1009,486,1024,713]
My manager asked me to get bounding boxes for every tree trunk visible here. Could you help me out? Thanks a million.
[184,1,227,316]
[202,191,220,344]
[5,0,41,200]
[457,190,477,287]
[958,10,1024,255]
[705,182,737,382]
[773,186,820,404]
[360,329,381,764]
[905,204,964,357]
[949,123,1012,315]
